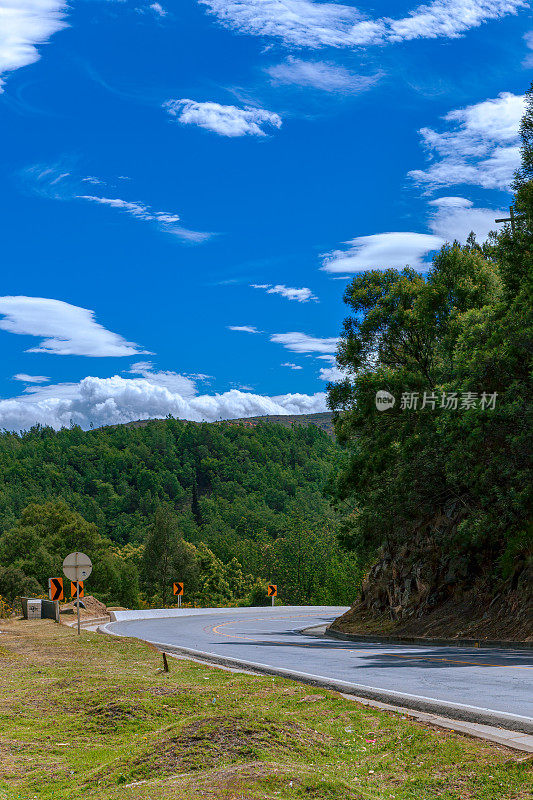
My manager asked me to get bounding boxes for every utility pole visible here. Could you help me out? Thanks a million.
[495,206,526,236]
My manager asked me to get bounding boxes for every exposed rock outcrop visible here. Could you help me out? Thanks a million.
[331,501,532,642]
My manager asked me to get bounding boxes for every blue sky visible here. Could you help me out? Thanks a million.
[0,0,530,430]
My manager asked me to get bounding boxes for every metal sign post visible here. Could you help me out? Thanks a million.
[62,552,93,635]
[173,582,184,608]
[267,585,277,606]
[76,581,80,634]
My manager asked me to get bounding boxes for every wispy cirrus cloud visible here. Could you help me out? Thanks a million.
[523,31,533,67]
[76,194,212,242]
[77,195,179,225]
[282,362,303,370]
[198,0,526,49]
[409,92,525,190]
[251,283,318,302]
[270,331,338,354]
[76,195,213,242]
[164,98,282,137]
[0,296,149,357]
[13,373,50,384]
[22,164,213,243]
[266,58,382,93]
[228,325,260,333]
[0,0,69,91]
[81,176,105,186]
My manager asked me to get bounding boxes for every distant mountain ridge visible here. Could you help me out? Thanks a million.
[222,411,335,436]
[121,411,335,437]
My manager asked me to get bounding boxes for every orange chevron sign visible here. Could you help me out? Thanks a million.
[267,584,277,597]
[173,582,184,596]
[70,581,84,599]
[49,577,63,602]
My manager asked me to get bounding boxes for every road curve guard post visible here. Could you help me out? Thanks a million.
[173,582,184,608]
[267,584,277,606]
[62,552,93,635]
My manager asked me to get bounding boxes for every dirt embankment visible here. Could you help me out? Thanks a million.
[59,594,109,622]
[331,505,532,642]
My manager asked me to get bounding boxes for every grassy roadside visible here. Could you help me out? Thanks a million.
[0,620,530,800]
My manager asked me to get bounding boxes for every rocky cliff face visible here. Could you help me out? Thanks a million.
[331,501,532,642]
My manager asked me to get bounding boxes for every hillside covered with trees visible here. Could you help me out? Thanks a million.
[328,86,533,640]
[0,418,360,609]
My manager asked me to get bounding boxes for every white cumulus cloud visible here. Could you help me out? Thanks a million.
[0,374,328,431]
[409,92,525,190]
[428,196,506,243]
[270,332,338,354]
[127,362,198,396]
[198,0,380,48]
[164,99,282,137]
[321,232,444,273]
[281,362,303,370]
[266,58,382,93]
[251,284,318,302]
[386,0,526,43]
[318,364,346,382]
[0,296,149,357]
[0,0,69,91]
[198,0,525,49]
[150,2,167,16]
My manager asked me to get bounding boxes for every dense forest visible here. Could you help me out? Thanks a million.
[0,418,360,609]
[328,85,533,638]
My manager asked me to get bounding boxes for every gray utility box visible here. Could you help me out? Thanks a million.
[22,598,42,619]
[21,598,59,622]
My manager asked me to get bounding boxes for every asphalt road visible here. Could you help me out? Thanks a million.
[108,606,533,723]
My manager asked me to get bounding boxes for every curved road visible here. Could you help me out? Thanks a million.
[107,606,533,727]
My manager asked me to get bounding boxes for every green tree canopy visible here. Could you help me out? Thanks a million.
[328,83,533,583]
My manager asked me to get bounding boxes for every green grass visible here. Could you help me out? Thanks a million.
[0,620,530,800]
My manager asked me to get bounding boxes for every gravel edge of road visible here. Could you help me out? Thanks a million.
[98,621,533,736]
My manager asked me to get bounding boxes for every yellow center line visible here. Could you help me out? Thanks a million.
[210,618,533,669]
[211,614,333,642]
[381,654,532,669]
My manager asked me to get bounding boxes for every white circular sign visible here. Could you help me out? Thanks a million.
[63,551,93,582]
